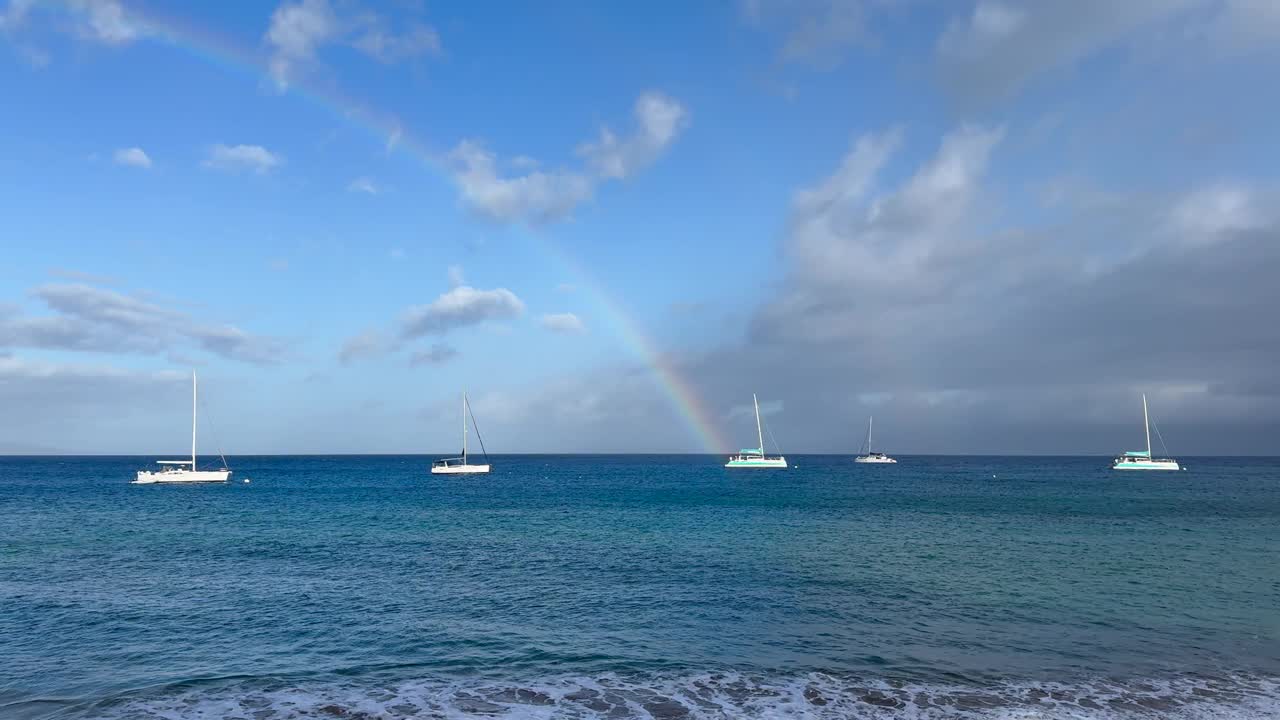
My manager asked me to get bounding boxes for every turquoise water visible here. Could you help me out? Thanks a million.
[1,455,1278,718]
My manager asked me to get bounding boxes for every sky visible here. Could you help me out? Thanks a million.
[1,0,1278,456]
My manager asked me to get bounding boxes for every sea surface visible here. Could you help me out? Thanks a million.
[1,455,1278,719]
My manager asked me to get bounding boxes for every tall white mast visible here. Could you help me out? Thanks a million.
[191,371,198,468]
[754,393,764,454]
[462,391,468,463]
[1142,393,1151,457]
[867,416,874,453]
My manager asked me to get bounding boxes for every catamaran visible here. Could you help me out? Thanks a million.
[132,371,231,484]
[1112,393,1180,471]
[431,391,491,475]
[854,415,897,464]
[725,393,787,468]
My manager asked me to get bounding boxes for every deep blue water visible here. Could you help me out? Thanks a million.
[1,455,1278,718]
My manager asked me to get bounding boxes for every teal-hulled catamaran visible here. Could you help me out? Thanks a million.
[725,393,787,469]
[1112,393,1180,471]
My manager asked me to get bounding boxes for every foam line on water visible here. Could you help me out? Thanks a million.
[58,671,1280,719]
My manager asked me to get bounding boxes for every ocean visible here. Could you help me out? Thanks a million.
[1,455,1277,718]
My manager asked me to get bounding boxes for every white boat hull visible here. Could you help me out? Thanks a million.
[725,457,788,468]
[431,464,491,475]
[855,455,897,464]
[1112,459,1180,471]
[133,469,231,484]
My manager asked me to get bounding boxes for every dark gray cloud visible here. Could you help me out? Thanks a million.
[453,125,1280,455]
[0,282,287,364]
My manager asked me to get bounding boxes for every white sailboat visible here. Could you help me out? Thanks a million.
[854,416,897,464]
[132,371,231,484]
[725,393,787,469]
[1112,393,1180,471]
[431,391,491,475]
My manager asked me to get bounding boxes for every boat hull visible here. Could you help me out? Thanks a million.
[855,456,897,463]
[133,469,231,484]
[431,464,491,475]
[725,457,788,468]
[1112,459,1180,471]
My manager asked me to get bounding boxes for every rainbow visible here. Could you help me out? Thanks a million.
[46,1,730,453]
[529,239,731,454]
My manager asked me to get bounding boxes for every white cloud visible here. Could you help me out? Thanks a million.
[0,0,149,60]
[347,176,379,194]
[204,144,283,174]
[112,147,151,169]
[577,92,689,180]
[401,284,525,338]
[70,0,147,45]
[447,92,689,225]
[540,312,587,335]
[265,0,441,91]
[1168,184,1268,243]
[787,124,1004,295]
[266,0,339,90]
[448,140,594,225]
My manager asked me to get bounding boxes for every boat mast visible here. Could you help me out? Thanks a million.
[462,391,468,463]
[867,416,874,454]
[1142,393,1151,458]
[754,393,764,455]
[191,371,198,469]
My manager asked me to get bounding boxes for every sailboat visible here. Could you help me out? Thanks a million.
[725,393,787,468]
[1112,393,1180,471]
[854,416,897,464]
[132,371,231,484]
[431,391,491,475]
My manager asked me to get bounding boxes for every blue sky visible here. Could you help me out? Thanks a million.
[2,0,1279,455]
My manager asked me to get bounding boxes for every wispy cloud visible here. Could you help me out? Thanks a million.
[0,282,287,364]
[936,0,1203,107]
[401,285,525,338]
[337,329,385,364]
[742,0,889,69]
[347,176,379,194]
[71,0,148,45]
[265,0,441,91]
[540,312,587,335]
[576,92,689,180]
[0,0,151,50]
[112,147,152,169]
[204,144,283,174]
[409,343,458,366]
[448,141,594,225]
[447,92,689,225]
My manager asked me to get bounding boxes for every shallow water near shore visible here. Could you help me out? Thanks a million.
[2,454,1278,718]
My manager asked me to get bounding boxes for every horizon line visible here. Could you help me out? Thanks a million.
[2,452,1278,458]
